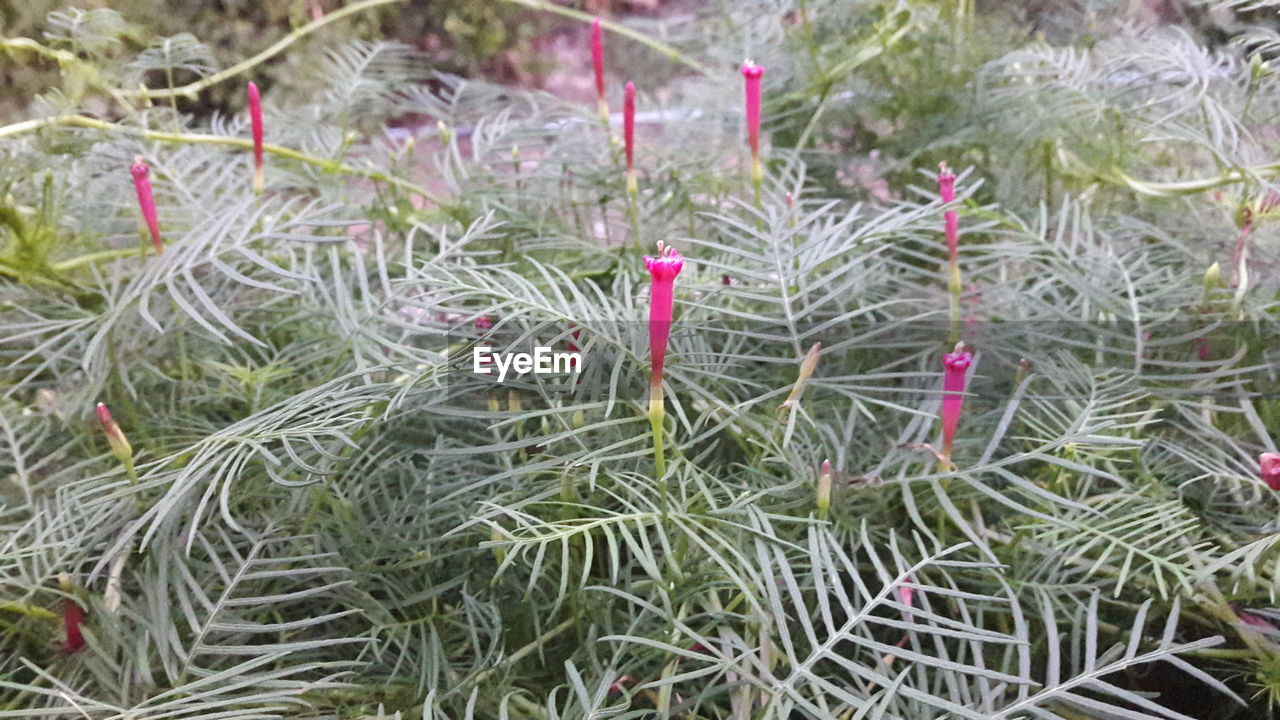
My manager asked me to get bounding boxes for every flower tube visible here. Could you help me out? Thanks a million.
[645,242,683,482]
[130,157,163,255]
[940,343,973,462]
[741,61,765,203]
[247,81,265,194]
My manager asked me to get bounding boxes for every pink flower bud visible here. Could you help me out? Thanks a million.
[1238,609,1277,631]
[63,599,85,653]
[96,402,132,463]
[1262,452,1280,491]
[741,61,765,162]
[591,18,608,122]
[941,343,972,460]
[608,674,634,695]
[247,81,265,194]
[475,316,494,330]
[899,579,916,609]
[644,242,684,384]
[624,81,636,174]
[130,157,163,255]
[938,162,958,263]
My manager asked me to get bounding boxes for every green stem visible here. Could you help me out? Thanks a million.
[751,157,763,210]
[626,173,641,249]
[1105,164,1280,197]
[119,0,407,100]
[50,248,140,272]
[0,114,443,204]
[648,384,668,514]
[464,616,577,689]
[948,260,962,344]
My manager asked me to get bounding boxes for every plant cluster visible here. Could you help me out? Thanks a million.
[2,1,1280,718]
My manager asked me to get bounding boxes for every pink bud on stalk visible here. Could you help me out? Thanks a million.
[899,580,916,610]
[645,242,684,481]
[96,403,133,468]
[741,61,765,197]
[940,343,973,462]
[624,81,637,196]
[62,598,86,653]
[1262,452,1280,491]
[130,157,163,255]
[247,81,265,194]
[591,18,609,124]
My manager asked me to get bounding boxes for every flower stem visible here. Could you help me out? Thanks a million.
[626,173,641,248]
[948,261,962,344]
[751,157,763,210]
[120,0,407,101]
[0,114,443,204]
[648,383,667,510]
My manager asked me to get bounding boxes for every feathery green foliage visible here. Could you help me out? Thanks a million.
[2,1,1280,718]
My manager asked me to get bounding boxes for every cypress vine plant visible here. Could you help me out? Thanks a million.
[2,1,1280,718]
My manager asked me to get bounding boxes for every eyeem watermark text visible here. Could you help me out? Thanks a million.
[473,346,582,382]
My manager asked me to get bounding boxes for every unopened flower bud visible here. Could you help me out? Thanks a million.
[1262,452,1280,491]
[816,460,833,520]
[130,157,163,255]
[1204,262,1222,292]
[96,402,132,464]
[247,81,265,194]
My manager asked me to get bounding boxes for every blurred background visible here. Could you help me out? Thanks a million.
[0,0,1268,122]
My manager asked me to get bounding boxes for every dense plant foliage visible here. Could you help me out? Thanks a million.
[3,0,1280,718]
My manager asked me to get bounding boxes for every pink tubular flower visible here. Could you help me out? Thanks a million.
[741,61,764,160]
[130,157,163,255]
[940,343,973,461]
[591,18,608,123]
[624,81,637,194]
[645,242,683,480]
[741,61,765,184]
[1262,452,1280,491]
[645,243,683,384]
[248,81,265,194]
